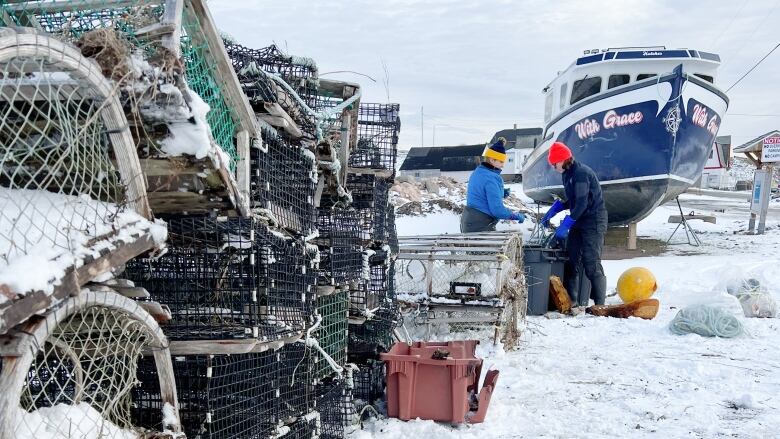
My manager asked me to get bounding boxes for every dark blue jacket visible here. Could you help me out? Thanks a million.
[466,163,514,220]
[562,161,607,228]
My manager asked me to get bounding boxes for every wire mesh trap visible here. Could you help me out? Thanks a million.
[349,253,393,318]
[0,27,151,275]
[315,377,357,439]
[274,411,321,439]
[125,216,315,341]
[351,103,400,173]
[316,208,363,286]
[252,127,317,235]
[133,351,277,439]
[312,291,349,381]
[277,342,314,423]
[346,174,391,244]
[0,291,178,439]
[351,360,385,412]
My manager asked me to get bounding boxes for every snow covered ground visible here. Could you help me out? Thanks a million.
[359,187,780,438]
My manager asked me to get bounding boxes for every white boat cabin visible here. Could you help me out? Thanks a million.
[543,46,722,125]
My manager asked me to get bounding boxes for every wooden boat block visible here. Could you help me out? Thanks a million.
[549,275,571,314]
[586,298,660,320]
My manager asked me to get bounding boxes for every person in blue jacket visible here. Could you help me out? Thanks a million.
[540,141,608,305]
[460,137,525,233]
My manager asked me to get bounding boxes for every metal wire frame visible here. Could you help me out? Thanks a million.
[312,292,349,381]
[351,103,400,173]
[251,127,317,236]
[351,360,385,411]
[316,207,363,285]
[132,352,278,439]
[125,216,316,341]
[315,377,357,439]
[277,342,314,423]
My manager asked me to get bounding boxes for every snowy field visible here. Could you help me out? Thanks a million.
[359,187,780,438]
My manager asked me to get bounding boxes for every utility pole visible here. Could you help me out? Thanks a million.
[421,106,424,148]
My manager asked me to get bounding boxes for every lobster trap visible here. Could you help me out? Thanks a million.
[316,377,357,439]
[395,232,527,346]
[349,252,392,319]
[346,174,391,243]
[223,40,319,109]
[0,291,180,439]
[351,103,400,175]
[351,359,385,411]
[133,351,277,439]
[312,292,349,381]
[252,127,317,235]
[316,208,363,286]
[125,216,315,341]
[277,342,314,423]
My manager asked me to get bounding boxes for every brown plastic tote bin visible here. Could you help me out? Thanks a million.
[380,340,499,424]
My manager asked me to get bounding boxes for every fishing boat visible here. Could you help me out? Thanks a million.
[522,47,729,225]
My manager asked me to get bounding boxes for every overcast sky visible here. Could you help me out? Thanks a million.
[209,0,780,150]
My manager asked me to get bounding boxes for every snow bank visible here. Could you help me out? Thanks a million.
[15,403,137,439]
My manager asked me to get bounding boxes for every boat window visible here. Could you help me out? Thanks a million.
[608,74,630,89]
[544,92,553,123]
[570,77,602,105]
[636,73,657,81]
[695,73,714,83]
[559,83,568,109]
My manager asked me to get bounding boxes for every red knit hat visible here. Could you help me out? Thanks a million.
[547,142,572,165]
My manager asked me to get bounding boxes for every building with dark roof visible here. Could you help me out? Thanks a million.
[490,127,544,150]
[398,144,485,181]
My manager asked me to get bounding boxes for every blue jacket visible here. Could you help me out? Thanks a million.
[562,161,607,228]
[466,163,514,220]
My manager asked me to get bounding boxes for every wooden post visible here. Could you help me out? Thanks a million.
[339,111,351,186]
[236,129,250,205]
[627,222,637,250]
[160,0,184,57]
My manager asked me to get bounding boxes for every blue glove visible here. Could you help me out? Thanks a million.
[509,212,525,223]
[503,188,511,198]
[554,215,575,241]
[541,200,565,228]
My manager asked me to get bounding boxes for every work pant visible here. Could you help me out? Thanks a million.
[564,215,608,306]
[460,206,498,233]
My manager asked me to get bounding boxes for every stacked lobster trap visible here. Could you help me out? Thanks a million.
[0,1,403,438]
[394,232,528,348]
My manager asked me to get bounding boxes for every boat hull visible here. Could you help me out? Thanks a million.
[522,69,728,225]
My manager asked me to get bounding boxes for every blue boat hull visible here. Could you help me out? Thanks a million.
[522,69,729,225]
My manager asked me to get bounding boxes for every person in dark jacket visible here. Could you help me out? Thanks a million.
[540,142,608,305]
[461,137,525,233]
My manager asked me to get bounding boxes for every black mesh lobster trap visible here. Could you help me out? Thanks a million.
[223,40,319,110]
[350,103,400,174]
[349,252,393,318]
[348,303,399,356]
[277,342,314,423]
[316,208,363,286]
[251,127,317,236]
[351,359,386,411]
[346,174,391,243]
[387,208,399,255]
[132,352,278,439]
[275,411,321,439]
[315,377,357,439]
[125,216,315,341]
[312,291,349,381]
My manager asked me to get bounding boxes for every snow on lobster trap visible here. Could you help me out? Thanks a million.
[394,231,527,347]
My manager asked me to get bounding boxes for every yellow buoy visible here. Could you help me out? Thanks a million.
[617,267,658,303]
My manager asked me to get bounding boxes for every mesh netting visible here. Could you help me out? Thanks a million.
[316,378,357,439]
[180,3,238,169]
[278,342,313,423]
[125,216,315,341]
[133,352,278,439]
[2,1,244,171]
[316,207,363,286]
[351,103,400,173]
[312,291,349,381]
[0,31,139,268]
[13,304,157,438]
[251,127,317,235]
[276,412,321,439]
[351,360,385,411]
[387,208,399,255]
[350,253,392,317]
[346,174,391,243]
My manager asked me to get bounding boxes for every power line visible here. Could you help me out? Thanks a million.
[712,0,750,49]
[728,113,780,117]
[725,42,780,92]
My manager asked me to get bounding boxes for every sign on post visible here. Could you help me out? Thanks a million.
[750,169,767,215]
[762,135,780,162]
